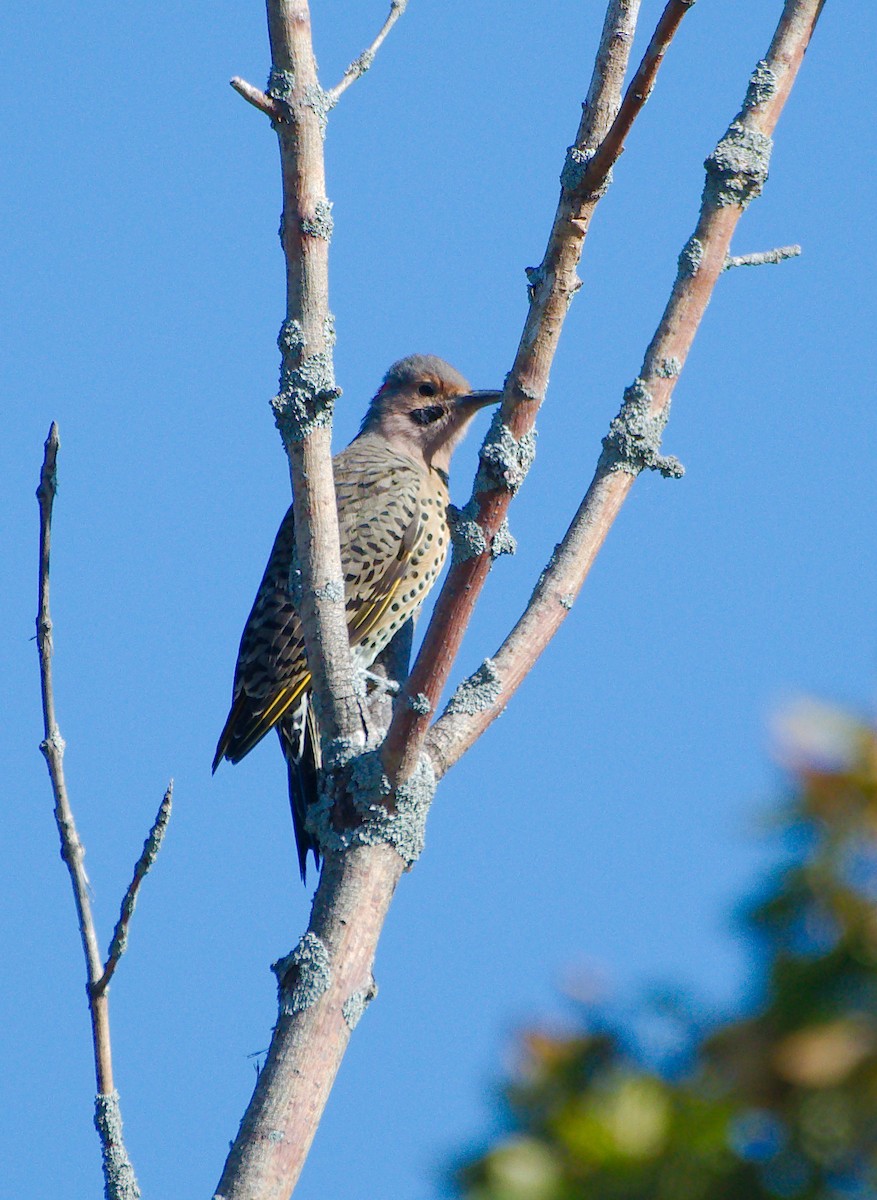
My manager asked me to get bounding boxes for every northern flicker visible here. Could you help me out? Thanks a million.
[213,354,500,880]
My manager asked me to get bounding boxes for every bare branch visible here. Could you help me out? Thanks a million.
[582,0,643,135]
[230,75,284,121]
[325,0,409,104]
[263,0,360,747]
[36,424,141,1200]
[214,847,403,1200]
[425,0,826,778]
[383,0,701,783]
[579,0,698,196]
[724,243,801,269]
[37,423,109,1076]
[92,782,174,998]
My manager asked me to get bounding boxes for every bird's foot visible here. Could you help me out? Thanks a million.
[358,669,401,696]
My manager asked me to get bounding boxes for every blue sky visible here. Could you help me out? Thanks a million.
[4,2,876,1197]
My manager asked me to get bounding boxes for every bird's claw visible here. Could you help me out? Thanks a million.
[358,668,401,696]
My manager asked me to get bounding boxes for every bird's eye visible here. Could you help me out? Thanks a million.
[418,382,437,397]
[410,405,445,426]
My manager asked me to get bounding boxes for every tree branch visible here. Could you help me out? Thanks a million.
[36,423,141,1200]
[230,76,285,121]
[264,0,361,749]
[92,782,174,998]
[325,0,409,103]
[579,0,697,195]
[214,846,402,1200]
[723,243,801,269]
[37,423,111,1083]
[425,0,826,778]
[382,0,699,783]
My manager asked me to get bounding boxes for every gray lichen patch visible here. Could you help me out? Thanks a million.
[278,319,305,358]
[310,741,437,867]
[491,518,517,560]
[267,66,296,108]
[273,932,332,1016]
[559,593,575,610]
[407,692,432,716]
[704,121,773,209]
[599,378,684,480]
[94,1090,140,1200]
[314,579,343,603]
[476,410,537,495]
[272,348,341,443]
[303,83,333,134]
[347,48,375,79]
[446,658,502,717]
[342,981,377,1030]
[448,500,487,565]
[322,735,364,772]
[655,356,682,379]
[677,235,704,280]
[744,59,777,109]
[301,199,334,241]
[560,146,613,199]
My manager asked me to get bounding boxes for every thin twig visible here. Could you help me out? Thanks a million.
[230,76,284,121]
[425,0,826,779]
[382,0,699,783]
[93,782,174,998]
[37,424,109,1076]
[723,243,801,269]
[36,424,141,1200]
[325,0,409,103]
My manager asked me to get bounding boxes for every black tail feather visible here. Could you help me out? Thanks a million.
[277,702,320,883]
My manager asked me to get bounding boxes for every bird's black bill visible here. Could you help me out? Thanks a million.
[455,389,503,411]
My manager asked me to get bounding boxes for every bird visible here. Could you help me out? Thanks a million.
[213,354,501,881]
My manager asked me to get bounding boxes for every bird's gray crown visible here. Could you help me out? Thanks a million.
[381,354,471,394]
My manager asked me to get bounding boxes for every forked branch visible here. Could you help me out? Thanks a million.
[383,0,696,783]
[582,0,698,195]
[38,427,175,1199]
[426,0,825,776]
[36,424,143,1200]
[231,1,408,118]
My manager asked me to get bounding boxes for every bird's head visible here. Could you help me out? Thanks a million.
[358,354,502,474]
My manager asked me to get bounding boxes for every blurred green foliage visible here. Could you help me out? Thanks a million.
[456,703,877,1200]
